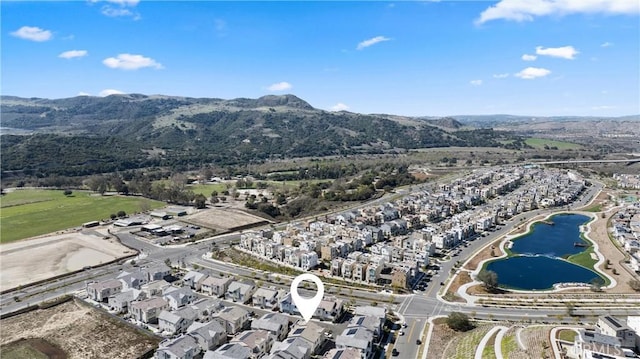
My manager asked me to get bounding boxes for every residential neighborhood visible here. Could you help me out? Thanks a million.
[237,166,587,291]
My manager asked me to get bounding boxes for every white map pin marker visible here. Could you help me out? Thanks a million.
[290,273,324,323]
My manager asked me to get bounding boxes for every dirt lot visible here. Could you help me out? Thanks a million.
[0,231,134,290]
[0,300,160,359]
[184,207,271,231]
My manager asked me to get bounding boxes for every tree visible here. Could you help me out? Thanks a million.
[117,210,126,218]
[565,302,576,316]
[63,189,73,196]
[477,269,499,292]
[629,279,640,292]
[446,312,473,332]
[194,194,207,209]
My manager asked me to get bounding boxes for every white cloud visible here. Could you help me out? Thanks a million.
[521,54,537,61]
[591,105,616,110]
[103,54,163,70]
[493,73,510,79]
[77,92,91,96]
[536,46,579,59]
[102,6,134,17]
[470,80,483,86]
[476,0,639,24]
[601,42,613,47]
[330,103,350,111]
[59,50,88,59]
[94,0,141,19]
[99,89,125,97]
[357,36,391,50]
[267,82,293,92]
[104,0,139,5]
[515,67,551,79]
[10,26,52,42]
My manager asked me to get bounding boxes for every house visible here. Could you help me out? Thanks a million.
[201,276,233,297]
[353,306,386,320]
[252,288,280,310]
[108,288,144,313]
[573,329,628,359]
[269,337,311,359]
[214,306,250,334]
[348,315,382,339]
[147,263,172,281]
[231,330,274,358]
[314,296,344,322]
[190,298,224,322]
[87,279,122,302]
[130,297,169,324]
[288,322,326,355]
[155,335,200,359]
[391,267,410,289]
[183,271,208,291]
[204,343,251,359]
[336,327,374,359]
[226,280,256,304]
[118,270,149,290]
[159,306,198,334]
[141,280,171,297]
[251,313,290,341]
[278,293,299,316]
[163,286,197,310]
[187,320,227,352]
[323,348,362,359]
[597,316,637,348]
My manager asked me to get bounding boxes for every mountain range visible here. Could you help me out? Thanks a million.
[1,94,509,177]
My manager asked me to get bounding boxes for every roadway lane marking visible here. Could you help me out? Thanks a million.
[407,320,417,344]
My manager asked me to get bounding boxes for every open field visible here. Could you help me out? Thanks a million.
[0,300,160,359]
[524,137,583,150]
[0,189,164,243]
[184,207,271,231]
[187,182,231,196]
[0,232,135,290]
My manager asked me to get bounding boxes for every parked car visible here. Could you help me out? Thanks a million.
[416,339,422,345]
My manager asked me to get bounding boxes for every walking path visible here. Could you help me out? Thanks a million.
[474,325,507,359]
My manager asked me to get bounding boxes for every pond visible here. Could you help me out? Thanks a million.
[485,213,605,290]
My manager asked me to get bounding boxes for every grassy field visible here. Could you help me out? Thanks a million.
[525,137,582,150]
[557,329,577,342]
[0,189,164,243]
[0,344,48,359]
[187,183,231,196]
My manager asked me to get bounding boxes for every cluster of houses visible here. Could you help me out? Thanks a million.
[572,315,640,359]
[85,265,388,359]
[614,174,640,190]
[610,201,640,273]
[238,167,586,289]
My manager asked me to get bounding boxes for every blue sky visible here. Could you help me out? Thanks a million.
[2,0,639,116]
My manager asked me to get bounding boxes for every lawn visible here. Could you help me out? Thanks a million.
[525,138,582,150]
[187,183,232,196]
[500,333,519,358]
[557,329,577,342]
[0,189,164,243]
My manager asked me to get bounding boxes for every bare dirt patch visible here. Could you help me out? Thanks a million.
[445,271,472,301]
[184,207,271,231]
[0,300,160,359]
[426,321,458,359]
[0,232,134,290]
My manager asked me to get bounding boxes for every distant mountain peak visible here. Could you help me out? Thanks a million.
[255,94,314,110]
